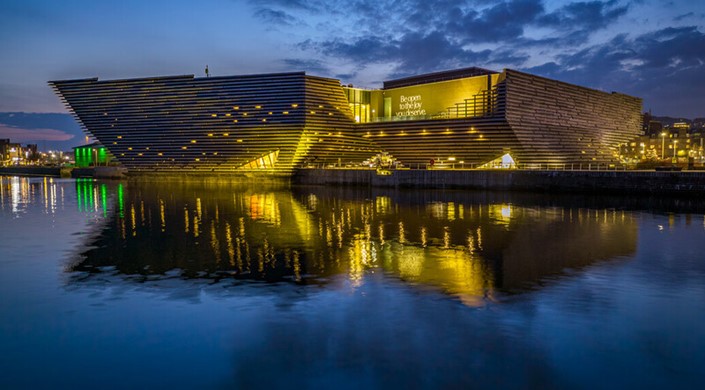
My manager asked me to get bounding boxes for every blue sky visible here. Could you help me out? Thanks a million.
[1,0,704,150]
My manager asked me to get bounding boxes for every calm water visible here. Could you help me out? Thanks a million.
[1,176,705,389]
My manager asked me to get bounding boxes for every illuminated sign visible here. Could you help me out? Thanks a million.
[397,95,426,117]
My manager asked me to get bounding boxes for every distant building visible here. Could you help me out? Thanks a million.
[1,139,34,166]
[50,67,642,174]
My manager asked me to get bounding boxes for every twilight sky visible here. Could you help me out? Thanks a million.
[1,0,704,149]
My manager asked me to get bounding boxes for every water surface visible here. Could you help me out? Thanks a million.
[1,176,704,388]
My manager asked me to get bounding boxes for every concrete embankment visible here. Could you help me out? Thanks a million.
[0,166,66,177]
[292,169,705,195]
[73,167,127,179]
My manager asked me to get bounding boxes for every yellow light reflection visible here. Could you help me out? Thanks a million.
[184,208,190,233]
[225,221,235,267]
[210,220,221,263]
[159,199,166,232]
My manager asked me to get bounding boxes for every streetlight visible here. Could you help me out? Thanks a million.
[661,132,668,160]
[672,139,678,162]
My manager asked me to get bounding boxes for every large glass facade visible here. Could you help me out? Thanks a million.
[343,87,371,123]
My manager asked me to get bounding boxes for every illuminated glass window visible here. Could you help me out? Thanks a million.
[343,87,371,123]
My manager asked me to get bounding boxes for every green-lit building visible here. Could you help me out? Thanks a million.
[73,142,112,167]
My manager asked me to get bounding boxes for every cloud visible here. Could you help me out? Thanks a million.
[269,0,635,78]
[248,0,319,12]
[281,58,331,74]
[674,12,694,22]
[0,112,84,150]
[524,26,705,117]
[311,36,399,64]
[253,8,298,26]
[538,0,629,31]
[307,31,493,77]
[448,0,545,43]
[0,123,75,142]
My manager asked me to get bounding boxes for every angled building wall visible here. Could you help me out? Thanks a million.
[501,70,643,165]
[50,73,379,174]
[50,67,642,174]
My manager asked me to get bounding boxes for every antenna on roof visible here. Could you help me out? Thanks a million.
[205,65,210,78]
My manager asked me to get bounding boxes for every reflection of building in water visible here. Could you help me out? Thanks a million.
[299,188,638,305]
[71,181,322,282]
[498,208,637,289]
[71,182,637,305]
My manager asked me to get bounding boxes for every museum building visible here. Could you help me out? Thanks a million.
[49,67,642,174]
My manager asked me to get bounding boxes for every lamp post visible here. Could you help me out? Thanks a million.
[661,132,667,160]
[672,140,678,162]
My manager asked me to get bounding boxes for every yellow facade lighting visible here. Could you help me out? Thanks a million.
[255,105,262,109]
[291,104,298,108]
[283,111,289,115]
[223,133,229,136]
